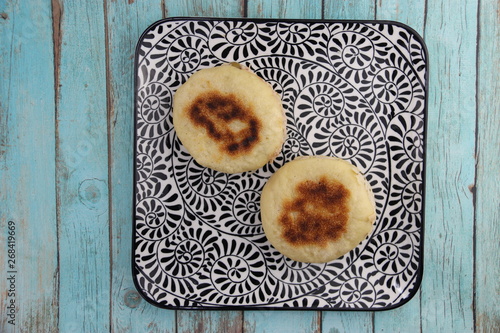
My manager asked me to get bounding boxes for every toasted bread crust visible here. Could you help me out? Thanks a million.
[173,64,286,173]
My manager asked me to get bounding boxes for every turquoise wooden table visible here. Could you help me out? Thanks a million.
[1,0,498,332]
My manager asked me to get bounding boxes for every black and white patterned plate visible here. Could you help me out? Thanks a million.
[133,18,427,310]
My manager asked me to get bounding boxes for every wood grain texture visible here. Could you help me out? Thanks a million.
[373,297,422,333]
[56,0,110,331]
[421,0,477,331]
[374,0,427,35]
[322,0,375,20]
[244,310,321,333]
[106,1,177,332]
[375,0,426,35]
[0,1,58,331]
[247,0,321,18]
[164,0,244,17]
[321,313,373,333]
[475,0,500,330]
[177,311,243,333]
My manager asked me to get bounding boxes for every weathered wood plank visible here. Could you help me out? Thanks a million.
[105,0,177,332]
[164,0,244,17]
[322,312,373,333]
[475,0,500,330]
[244,311,321,333]
[247,0,321,18]
[56,0,110,331]
[373,297,421,333]
[420,0,477,331]
[323,0,375,20]
[177,311,243,333]
[0,0,58,331]
[375,0,425,35]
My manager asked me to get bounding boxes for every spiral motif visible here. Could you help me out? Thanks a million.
[257,128,313,177]
[403,129,424,162]
[329,125,376,172]
[224,22,258,45]
[372,67,412,108]
[167,36,205,73]
[402,180,423,214]
[136,192,184,240]
[297,83,345,119]
[138,82,172,124]
[232,190,261,226]
[313,92,344,118]
[388,113,425,177]
[408,32,427,79]
[211,254,264,296]
[329,31,374,70]
[277,23,311,44]
[252,65,300,113]
[269,257,325,285]
[371,230,414,275]
[285,136,302,155]
[136,153,153,182]
[339,277,375,308]
[185,158,228,197]
[209,21,263,61]
[158,238,205,278]
[137,197,166,229]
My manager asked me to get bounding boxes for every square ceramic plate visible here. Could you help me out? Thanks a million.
[133,18,427,310]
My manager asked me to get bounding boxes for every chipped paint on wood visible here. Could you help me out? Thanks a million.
[0,0,58,331]
[55,0,110,331]
[475,0,500,329]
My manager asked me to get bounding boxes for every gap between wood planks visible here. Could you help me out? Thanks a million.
[51,0,62,98]
[51,0,62,329]
[102,0,116,331]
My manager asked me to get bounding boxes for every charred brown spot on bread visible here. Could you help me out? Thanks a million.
[279,176,351,247]
[187,91,262,156]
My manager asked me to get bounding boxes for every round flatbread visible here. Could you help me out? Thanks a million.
[260,156,376,263]
[173,63,286,173]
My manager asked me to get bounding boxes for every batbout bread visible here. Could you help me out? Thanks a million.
[172,63,286,174]
[260,156,376,263]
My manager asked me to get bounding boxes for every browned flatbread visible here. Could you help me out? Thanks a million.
[260,156,376,263]
[172,63,286,173]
